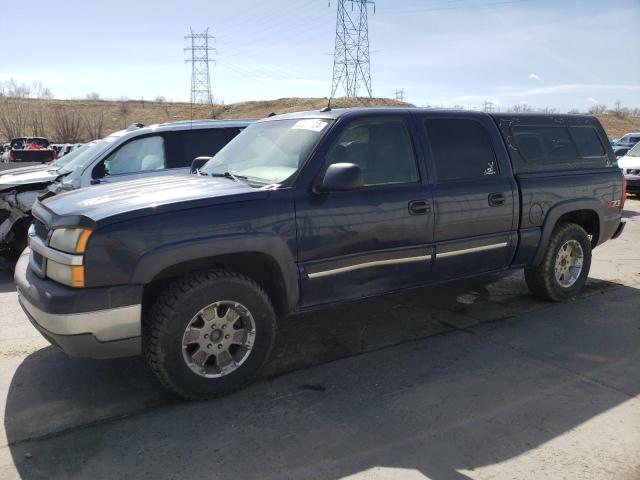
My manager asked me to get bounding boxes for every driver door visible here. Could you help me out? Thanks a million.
[295,115,434,307]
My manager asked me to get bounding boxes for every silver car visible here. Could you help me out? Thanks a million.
[0,119,251,255]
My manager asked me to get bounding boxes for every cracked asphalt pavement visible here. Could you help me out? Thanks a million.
[0,198,639,480]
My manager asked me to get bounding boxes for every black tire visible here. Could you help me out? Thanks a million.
[143,270,276,400]
[6,218,30,260]
[525,222,592,302]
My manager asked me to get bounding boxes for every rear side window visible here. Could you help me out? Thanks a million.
[425,118,498,182]
[177,129,229,168]
[569,127,605,157]
[513,126,579,163]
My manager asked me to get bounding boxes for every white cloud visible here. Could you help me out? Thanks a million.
[529,74,542,81]
[586,97,597,103]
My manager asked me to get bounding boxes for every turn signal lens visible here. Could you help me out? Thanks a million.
[46,260,85,288]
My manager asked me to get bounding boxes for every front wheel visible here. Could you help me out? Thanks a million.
[525,222,592,302]
[143,270,276,400]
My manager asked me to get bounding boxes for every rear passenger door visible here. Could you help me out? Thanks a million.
[420,115,517,280]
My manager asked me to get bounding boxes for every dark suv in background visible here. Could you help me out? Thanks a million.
[16,108,625,399]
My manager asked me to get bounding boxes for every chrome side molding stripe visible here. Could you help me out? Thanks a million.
[438,242,508,259]
[308,254,432,280]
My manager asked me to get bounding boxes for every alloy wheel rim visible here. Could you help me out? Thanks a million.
[181,301,256,378]
[554,239,584,288]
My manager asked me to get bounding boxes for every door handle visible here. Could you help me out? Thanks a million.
[488,193,505,207]
[409,200,430,215]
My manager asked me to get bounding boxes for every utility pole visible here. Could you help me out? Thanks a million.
[395,89,405,102]
[185,28,216,105]
[330,0,375,99]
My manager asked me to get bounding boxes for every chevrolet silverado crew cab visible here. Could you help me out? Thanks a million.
[0,119,250,256]
[15,108,626,399]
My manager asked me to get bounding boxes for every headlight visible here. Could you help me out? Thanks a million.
[49,228,93,254]
[46,259,85,288]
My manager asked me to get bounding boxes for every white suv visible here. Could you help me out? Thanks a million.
[619,142,640,195]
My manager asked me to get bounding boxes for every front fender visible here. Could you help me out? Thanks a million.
[130,233,299,309]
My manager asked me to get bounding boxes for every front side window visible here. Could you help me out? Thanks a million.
[201,119,331,185]
[425,118,498,181]
[101,135,166,176]
[325,117,419,185]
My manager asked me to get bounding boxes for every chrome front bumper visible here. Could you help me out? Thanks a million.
[15,250,142,359]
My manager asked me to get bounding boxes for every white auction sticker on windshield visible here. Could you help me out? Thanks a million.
[292,119,328,132]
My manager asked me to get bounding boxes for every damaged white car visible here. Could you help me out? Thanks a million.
[0,119,250,256]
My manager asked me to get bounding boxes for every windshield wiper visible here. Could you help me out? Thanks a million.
[207,172,249,184]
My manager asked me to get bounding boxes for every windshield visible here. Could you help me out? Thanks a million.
[58,135,120,175]
[51,142,95,168]
[200,118,331,185]
[627,142,640,157]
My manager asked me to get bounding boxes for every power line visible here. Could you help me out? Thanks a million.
[185,28,216,105]
[330,0,375,99]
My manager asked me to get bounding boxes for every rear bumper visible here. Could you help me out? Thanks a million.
[15,250,142,359]
[626,176,640,192]
[612,221,626,240]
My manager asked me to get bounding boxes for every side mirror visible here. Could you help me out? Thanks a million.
[318,163,364,192]
[191,156,211,174]
[92,162,106,180]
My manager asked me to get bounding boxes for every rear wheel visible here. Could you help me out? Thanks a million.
[143,270,276,400]
[525,222,592,302]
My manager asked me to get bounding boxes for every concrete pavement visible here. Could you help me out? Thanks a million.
[0,198,639,480]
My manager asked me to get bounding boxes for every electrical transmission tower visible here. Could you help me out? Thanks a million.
[395,89,406,102]
[330,0,375,99]
[185,28,216,105]
[483,100,495,113]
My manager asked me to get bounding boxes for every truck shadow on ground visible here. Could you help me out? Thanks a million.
[4,274,638,479]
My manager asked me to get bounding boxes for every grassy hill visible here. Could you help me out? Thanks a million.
[0,96,638,143]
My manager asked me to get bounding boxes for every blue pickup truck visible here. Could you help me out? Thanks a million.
[15,108,626,399]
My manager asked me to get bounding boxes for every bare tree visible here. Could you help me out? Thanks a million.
[30,107,48,137]
[32,81,53,99]
[211,101,226,119]
[5,79,31,98]
[0,97,31,139]
[118,101,131,128]
[51,106,83,142]
[510,103,533,113]
[155,96,166,103]
[83,109,105,140]
[588,104,607,115]
[86,92,101,101]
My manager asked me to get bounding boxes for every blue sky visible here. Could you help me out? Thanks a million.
[1,0,638,111]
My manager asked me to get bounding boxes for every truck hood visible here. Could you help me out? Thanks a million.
[618,156,640,169]
[0,163,55,177]
[0,168,60,191]
[40,174,268,226]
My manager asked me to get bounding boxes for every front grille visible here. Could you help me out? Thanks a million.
[33,219,48,240]
[33,251,44,270]
[627,169,640,176]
